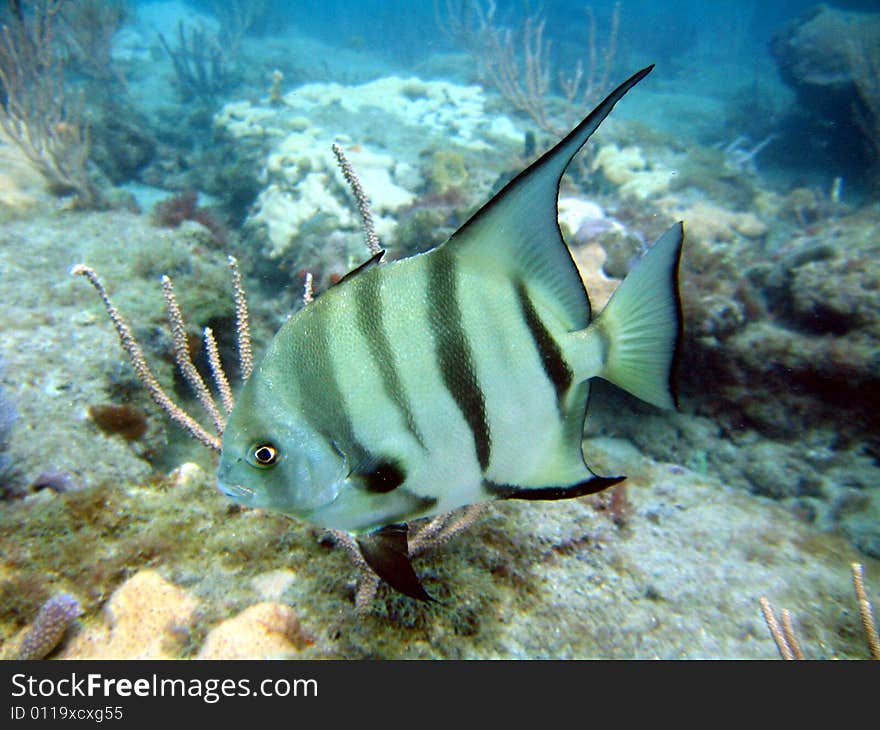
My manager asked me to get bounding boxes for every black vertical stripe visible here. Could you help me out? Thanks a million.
[353,270,426,449]
[293,300,366,464]
[515,280,573,411]
[427,249,491,471]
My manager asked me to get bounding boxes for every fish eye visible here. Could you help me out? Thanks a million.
[251,443,279,467]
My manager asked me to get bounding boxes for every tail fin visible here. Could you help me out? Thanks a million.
[593,222,684,409]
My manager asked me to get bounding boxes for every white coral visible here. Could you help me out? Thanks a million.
[216,76,523,260]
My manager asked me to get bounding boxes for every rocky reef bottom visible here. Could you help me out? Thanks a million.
[0,209,876,659]
[1,437,875,660]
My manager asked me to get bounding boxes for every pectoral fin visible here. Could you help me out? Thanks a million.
[357,523,435,602]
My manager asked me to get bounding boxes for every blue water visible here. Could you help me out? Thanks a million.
[124,0,877,193]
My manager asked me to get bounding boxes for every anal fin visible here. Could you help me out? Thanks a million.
[484,474,624,501]
[357,523,435,602]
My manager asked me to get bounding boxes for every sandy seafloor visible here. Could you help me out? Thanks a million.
[0,1,878,660]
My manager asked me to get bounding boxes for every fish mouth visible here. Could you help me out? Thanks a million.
[217,480,256,504]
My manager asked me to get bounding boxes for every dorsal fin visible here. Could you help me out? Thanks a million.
[443,66,654,329]
[336,249,385,287]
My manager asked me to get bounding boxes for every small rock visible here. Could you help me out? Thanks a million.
[168,462,207,489]
[61,569,196,659]
[250,569,298,602]
[197,602,311,659]
[30,469,81,494]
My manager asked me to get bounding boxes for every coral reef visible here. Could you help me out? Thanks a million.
[0,2,877,660]
[590,187,880,557]
[73,250,254,455]
[157,21,237,102]
[151,190,228,246]
[57,0,128,84]
[0,210,245,498]
[761,562,879,660]
[436,0,620,134]
[86,102,157,187]
[0,1,103,208]
[771,5,880,180]
[591,143,673,200]
[683,204,880,444]
[428,150,469,194]
[389,190,468,256]
[0,138,53,215]
[1,434,874,659]
[214,75,523,282]
[668,200,766,245]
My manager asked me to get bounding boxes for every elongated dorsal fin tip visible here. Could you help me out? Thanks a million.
[357,523,436,602]
[443,66,655,330]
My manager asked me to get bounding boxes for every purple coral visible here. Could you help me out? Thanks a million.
[0,355,18,498]
[16,593,82,660]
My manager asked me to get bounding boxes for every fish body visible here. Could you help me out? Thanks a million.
[218,66,684,598]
